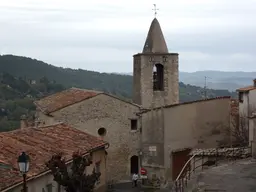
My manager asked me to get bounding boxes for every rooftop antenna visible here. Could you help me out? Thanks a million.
[203,76,211,98]
[152,4,159,18]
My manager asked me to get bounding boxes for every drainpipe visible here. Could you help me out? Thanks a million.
[137,112,143,169]
[248,93,250,142]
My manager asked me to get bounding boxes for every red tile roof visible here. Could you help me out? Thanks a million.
[236,86,256,92]
[35,88,141,115]
[0,123,107,191]
[34,88,101,114]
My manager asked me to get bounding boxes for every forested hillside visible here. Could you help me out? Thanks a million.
[0,72,64,131]
[0,54,237,100]
[0,54,237,131]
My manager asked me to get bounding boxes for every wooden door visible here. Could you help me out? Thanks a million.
[172,148,191,180]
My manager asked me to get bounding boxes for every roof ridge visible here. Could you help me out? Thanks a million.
[34,88,100,114]
[0,122,65,134]
[101,92,142,108]
[138,96,232,114]
[70,87,103,93]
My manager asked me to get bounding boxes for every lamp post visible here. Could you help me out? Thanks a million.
[17,152,30,192]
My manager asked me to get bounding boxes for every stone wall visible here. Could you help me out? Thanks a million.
[133,53,179,108]
[141,97,232,182]
[38,94,141,181]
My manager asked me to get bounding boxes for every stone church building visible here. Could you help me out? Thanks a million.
[34,17,234,184]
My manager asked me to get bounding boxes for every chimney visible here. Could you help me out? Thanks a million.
[20,115,28,129]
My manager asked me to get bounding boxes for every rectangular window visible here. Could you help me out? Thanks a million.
[238,92,243,103]
[131,119,137,130]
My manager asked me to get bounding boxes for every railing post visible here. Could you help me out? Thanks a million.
[233,146,235,161]
[185,173,188,187]
[188,163,191,180]
[178,179,181,192]
[251,141,253,156]
[181,177,184,192]
[201,152,204,170]
[215,148,218,166]
[193,157,195,173]
[175,181,178,192]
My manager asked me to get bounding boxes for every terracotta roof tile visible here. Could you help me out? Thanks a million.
[34,88,101,114]
[190,147,250,157]
[0,123,107,191]
[236,86,256,92]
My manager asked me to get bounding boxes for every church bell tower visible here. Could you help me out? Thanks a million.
[132,18,179,109]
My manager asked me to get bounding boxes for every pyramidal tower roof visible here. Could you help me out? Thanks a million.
[142,18,168,53]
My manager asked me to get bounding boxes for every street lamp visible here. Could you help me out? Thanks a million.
[17,152,30,192]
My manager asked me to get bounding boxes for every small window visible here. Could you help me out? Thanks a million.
[98,127,106,136]
[239,92,243,103]
[131,119,137,130]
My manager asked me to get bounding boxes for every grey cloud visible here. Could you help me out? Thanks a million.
[0,0,256,72]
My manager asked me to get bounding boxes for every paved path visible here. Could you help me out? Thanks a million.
[190,158,256,192]
[113,182,169,192]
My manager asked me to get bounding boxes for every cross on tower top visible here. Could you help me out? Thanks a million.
[152,4,159,18]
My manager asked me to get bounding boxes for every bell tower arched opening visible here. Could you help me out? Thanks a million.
[153,63,164,91]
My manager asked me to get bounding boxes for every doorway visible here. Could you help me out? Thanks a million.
[130,155,139,174]
[172,148,191,180]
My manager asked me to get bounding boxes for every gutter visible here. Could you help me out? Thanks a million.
[1,144,108,192]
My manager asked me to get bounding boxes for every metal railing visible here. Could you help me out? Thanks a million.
[171,142,252,192]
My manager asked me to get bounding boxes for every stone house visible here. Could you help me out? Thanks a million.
[139,96,234,183]
[0,122,108,192]
[34,88,141,181]
[34,17,235,185]
[237,79,256,127]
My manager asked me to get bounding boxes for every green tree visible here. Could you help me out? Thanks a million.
[46,152,101,192]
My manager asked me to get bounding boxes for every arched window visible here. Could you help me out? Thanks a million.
[153,64,164,91]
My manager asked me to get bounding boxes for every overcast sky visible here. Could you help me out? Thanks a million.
[0,0,255,73]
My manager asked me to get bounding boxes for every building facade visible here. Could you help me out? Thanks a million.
[35,89,141,181]
[0,123,108,192]
[139,96,233,184]
[237,79,256,117]
[34,17,235,186]
[237,79,256,144]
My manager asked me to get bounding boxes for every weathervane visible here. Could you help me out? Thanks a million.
[152,4,159,18]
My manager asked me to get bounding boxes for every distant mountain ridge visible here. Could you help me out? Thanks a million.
[118,71,256,91]
[0,54,237,103]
